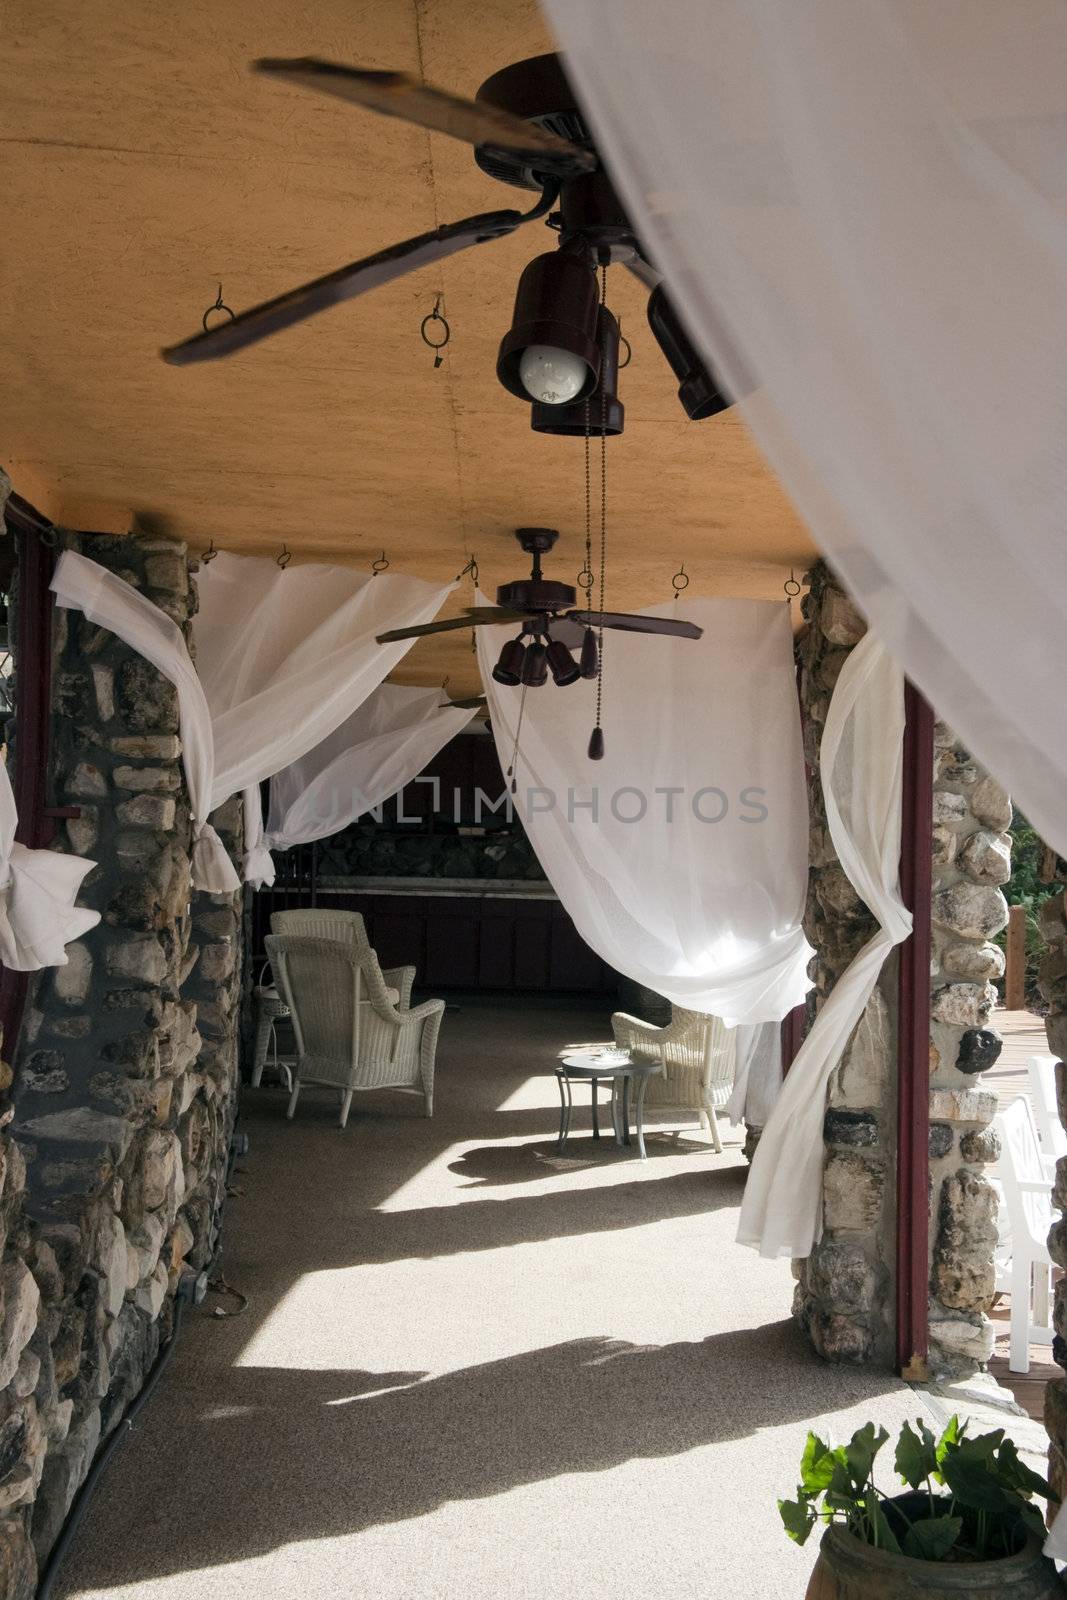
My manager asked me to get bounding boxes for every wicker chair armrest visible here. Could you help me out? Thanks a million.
[406,997,446,1022]
[381,965,416,1010]
[611,1012,666,1043]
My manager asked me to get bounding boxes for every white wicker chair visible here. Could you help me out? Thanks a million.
[610,1006,736,1152]
[269,908,415,1008]
[264,934,444,1129]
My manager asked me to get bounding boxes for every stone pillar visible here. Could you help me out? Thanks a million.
[791,563,1009,1376]
[925,728,1010,1375]
[0,530,244,1586]
[1039,882,1067,1502]
[791,562,893,1364]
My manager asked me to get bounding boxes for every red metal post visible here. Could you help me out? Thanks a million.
[896,680,935,1378]
[0,507,57,1054]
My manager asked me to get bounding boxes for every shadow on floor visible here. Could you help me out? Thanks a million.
[59,1319,894,1590]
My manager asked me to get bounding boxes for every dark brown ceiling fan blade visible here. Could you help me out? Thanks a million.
[566,610,704,640]
[376,612,518,644]
[162,209,525,365]
[254,59,597,181]
[443,695,488,710]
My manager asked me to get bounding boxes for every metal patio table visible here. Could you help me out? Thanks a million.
[555,1047,660,1160]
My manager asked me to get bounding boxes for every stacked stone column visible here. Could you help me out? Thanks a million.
[1039,890,1067,1500]
[0,531,243,1594]
[792,563,1008,1376]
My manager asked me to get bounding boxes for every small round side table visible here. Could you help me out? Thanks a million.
[556,1047,660,1159]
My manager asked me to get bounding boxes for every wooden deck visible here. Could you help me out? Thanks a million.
[983,1009,1059,1420]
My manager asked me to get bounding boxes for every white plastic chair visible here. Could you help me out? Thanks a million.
[1027,1053,1067,1163]
[265,934,444,1128]
[610,1006,736,1151]
[993,1097,1058,1373]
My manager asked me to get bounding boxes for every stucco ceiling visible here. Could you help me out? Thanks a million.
[1,0,816,692]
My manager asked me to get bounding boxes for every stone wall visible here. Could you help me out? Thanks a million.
[792,562,1009,1377]
[0,530,243,1593]
[925,723,1010,1375]
[791,562,894,1365]
[1039,884,1067,1502]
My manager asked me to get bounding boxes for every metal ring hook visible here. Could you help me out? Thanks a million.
[372,551,389,576]
[201,538,218,564]
[784,568,802,598]
[277,543,292,570]
[672,562,690,599]
[454,554,479,586]
[420,296,451,369]
[617,319,632,369]
[202,285,236,332]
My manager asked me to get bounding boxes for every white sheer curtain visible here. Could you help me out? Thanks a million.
[543,0,1067,856]
[244,684,477,888]
[477,597,813,1024]
[52,551,454,890]
[738,632,910,1259]
[0,759,99,970]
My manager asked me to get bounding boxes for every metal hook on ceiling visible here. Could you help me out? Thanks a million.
[202,285,235,333]
[277,543,292,570]
[617,318,632,369]
[201,538,218,564]
[671,562,689,599]
[372,551,389,576]
[454,554,479,586]
[784,568,802,598]
[420,296,451,369]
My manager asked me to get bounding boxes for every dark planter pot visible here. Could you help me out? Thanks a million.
[805,1496,1061,1599]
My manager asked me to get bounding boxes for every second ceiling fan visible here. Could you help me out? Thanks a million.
[161,53,733,432]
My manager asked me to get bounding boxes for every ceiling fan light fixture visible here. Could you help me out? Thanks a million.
[646,283,732,421]
[520,640,549,687]
[497,248,601,404]
[492,637,528,686]
[531,306,625,436]
[546,637,581,686]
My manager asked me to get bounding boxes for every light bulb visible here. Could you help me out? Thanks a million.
[518,344,587,405]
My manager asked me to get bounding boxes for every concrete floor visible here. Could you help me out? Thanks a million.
[57,999,933,1600]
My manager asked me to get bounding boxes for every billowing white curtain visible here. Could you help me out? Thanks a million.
[0,759,99,970]
[738,633,910,1259]
[244,683,477,888]
[726,1020,784,1131]
[477,597,813,1024]
[52,551,454,890]
[543,0,1067,856]
[51,551,238,892]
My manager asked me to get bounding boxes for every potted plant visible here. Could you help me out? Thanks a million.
[779,1415,1062,1597]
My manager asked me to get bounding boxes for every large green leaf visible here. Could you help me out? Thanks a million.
[800,1433,840,1495]
[902,1515,963,1562]
[996,1438,1054,1500]
[933,1414,962,1482]
[941,1452,1011,1513]
[779,1497,816,1545]
[846,1422,889,1485]
[954,1429,1005,1463]
[895,1419,937,1490]
[864,1498,902,1554]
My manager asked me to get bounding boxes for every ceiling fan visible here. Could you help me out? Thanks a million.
[160,54,732,432]
[378,527,701,691]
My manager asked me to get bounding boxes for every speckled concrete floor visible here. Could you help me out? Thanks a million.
[56,999,927,1600]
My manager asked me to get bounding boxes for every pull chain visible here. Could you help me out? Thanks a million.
[507,681,529,795]
[589,261,609,762]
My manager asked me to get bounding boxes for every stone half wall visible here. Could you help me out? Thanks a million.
[792,562,1009,1377]
[0,531,243,1593]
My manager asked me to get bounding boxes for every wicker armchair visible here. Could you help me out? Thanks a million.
[265,934,444,1128]
[270,907,415,1008]
[610,1006,736,1152]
